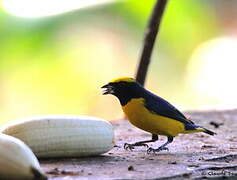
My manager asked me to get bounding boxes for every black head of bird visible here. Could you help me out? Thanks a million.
[101,77,144,106]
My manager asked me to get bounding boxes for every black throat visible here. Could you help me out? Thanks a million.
[116,94,140,106]
[113,82,145,106]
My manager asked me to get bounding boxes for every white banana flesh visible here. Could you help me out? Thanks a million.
[1,115,114,158]
[0,133,46,180]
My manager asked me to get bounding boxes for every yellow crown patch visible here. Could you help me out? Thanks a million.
[110,77,135,83]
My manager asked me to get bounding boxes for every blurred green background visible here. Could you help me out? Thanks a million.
[0,0,236,124]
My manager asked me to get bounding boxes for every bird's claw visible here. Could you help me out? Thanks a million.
[124,143,135,151]
[135,143,149,148]
[147,146,169,154]
[124,143,149,151]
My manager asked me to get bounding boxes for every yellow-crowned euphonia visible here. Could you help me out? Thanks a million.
[102,77,216,153]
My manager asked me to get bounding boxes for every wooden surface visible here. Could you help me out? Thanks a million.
[41,110,237,179]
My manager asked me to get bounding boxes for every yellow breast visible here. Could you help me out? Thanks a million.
[122,98,185,137]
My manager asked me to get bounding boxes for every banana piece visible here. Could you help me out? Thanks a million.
[0,133,47,180]
[1,115,114,158]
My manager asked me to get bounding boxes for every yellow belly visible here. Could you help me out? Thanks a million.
[122,98,185,137]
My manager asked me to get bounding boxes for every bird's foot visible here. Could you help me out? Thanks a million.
[124,143,135,151]
[147,146,169,154]
[124,142,149,151]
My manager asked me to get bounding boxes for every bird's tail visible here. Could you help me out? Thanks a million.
[193,126,216,136]
[199,127,216,135]
[184,124,216,135]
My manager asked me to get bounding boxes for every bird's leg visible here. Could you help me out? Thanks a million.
[124,134,158,151]
[147,136,173,154]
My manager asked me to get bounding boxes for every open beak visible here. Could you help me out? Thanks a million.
[101,84,114,95]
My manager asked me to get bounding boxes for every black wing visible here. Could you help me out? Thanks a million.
[144,91,194,125]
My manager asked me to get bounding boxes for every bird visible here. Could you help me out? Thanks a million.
[101,77,216,153]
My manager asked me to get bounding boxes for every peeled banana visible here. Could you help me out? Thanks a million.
[0,133,47,180]
[1,115,114,158]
